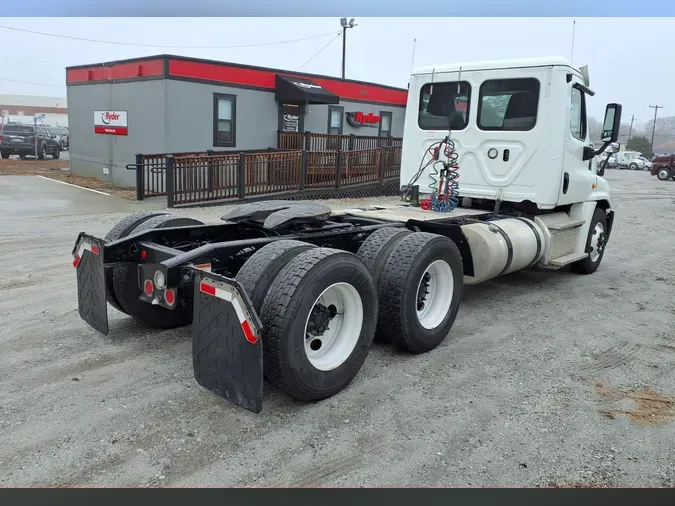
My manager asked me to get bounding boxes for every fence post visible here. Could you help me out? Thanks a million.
[206,149,214,193]
[300,150,307,191]
[304,131,312,151]
[336,150,344,189]
[378,147,385,180]
[348,134,355,151]
[166,155,175,208]
[135,153,144,201]
[277,130,281,149]
[238,152,246,199]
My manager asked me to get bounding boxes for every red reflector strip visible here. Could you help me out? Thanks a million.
[200,282,217,297]
[90,245,100,255]
[200,280,258,345]
[241,320,258,344]
[73,255,81,268]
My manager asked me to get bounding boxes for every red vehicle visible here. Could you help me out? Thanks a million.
[651,154,675,181]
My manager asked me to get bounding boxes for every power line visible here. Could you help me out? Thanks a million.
[296,33,342,71]
[0,24,340,50]
[0,77,64,88]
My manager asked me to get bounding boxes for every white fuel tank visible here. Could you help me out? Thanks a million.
[460,218,545,285]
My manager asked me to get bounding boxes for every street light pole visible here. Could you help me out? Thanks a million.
[340,18,356,79]
[627,114,634,143]
[649,105,663,156]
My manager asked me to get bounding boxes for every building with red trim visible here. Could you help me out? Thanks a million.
[66,55,409,186]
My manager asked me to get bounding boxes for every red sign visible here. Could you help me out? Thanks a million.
[94,126,128,135]
[346,112,381,127]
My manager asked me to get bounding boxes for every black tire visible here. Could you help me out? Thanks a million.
[656,167,672,181]
[628,162,638,170]
[111,214,204,329]
[377,232,464,354]
[356,226,412,342]
[0,151,9,159]
[37,144,46,160]
[570,207,608,275]
[52,147,60,159]
[236,240,317,313]
[259,248,378,401]
[104,211,170,313]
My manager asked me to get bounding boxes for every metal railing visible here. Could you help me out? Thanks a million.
[128,145,402,207]
[278,132,402,152]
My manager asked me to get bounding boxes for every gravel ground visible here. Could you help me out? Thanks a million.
[1,169,674,487]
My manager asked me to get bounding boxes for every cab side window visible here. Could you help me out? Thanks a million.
[478,78,540,131]
[570,86,587,141]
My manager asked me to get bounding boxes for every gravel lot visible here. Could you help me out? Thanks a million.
[1,169,674,487]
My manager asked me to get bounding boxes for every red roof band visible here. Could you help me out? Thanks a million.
[66,56,408,107]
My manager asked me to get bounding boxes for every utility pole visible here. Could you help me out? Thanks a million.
[627,114,634,143]
[340,18,356,79]
[570,19,576,64]
[649,105,663,156]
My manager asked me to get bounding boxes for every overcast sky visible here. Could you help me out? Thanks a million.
[0,17,671,127]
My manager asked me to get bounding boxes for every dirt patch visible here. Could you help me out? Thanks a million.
[596,382,675,426]
[0,157,69,174]
[0,158,137,200]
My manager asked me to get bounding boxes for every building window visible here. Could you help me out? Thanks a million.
[570,86,587,141]
[327,106,344,135]
[213,93,236,147]
[477,78,540,131]
[418,81,471,131]
[379,111,392,137]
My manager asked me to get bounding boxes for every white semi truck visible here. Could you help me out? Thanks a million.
[72,57,621,413]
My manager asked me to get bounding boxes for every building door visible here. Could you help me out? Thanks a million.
[278,103,304,149]
[327,105,344,151]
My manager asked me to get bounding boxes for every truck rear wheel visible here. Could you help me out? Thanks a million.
[356,226,412,342]
[111,214,204,329]
[259,248,378,401]
[377,232,464,354]
[657,167,672,181]
[236,240,317,312]
[570,208,607,275]
[104,211,170,314]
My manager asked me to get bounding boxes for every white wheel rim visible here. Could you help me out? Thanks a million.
[304,282,363,372]
[658,169,668,179]
[590,222,605,262]
[416,260,454,330]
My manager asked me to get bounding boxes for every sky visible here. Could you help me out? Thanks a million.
[0,17,672,127]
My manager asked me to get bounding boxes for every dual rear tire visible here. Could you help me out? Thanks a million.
[237,229,464,402]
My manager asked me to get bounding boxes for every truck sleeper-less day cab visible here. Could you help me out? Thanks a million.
[73,57,621,413]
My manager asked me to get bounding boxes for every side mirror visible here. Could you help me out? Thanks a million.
[601,103,622,142]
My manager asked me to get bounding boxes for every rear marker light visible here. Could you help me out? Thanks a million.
[140,250,147,259]
[164,288,176,306]
[144,279,154,296]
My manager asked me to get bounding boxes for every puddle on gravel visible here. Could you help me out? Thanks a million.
[596,382,675,426]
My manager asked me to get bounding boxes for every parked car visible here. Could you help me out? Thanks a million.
[0,123,61,160]
[638,156,652,171]
[44,126,69,150]
[651,153,675,181]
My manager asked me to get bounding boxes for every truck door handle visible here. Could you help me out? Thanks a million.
[563,172,569,194]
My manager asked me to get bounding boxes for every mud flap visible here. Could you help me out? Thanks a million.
[73,233,109,336]
[191,268,264,414]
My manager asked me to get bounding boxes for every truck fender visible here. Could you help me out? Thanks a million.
[569,201,602,255]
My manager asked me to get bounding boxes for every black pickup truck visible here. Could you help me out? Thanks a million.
[0,123,61,160]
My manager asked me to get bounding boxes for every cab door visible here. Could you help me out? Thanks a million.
[558,81,595,205]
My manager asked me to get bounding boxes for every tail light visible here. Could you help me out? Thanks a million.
[164,288,176,306]
[143,279,154,297]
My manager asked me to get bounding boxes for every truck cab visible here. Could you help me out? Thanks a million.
[401,57,620,212]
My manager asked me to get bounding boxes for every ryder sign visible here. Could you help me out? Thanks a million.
[94,111,128,135]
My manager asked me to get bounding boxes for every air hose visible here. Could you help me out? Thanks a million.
[402,135,460,213]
